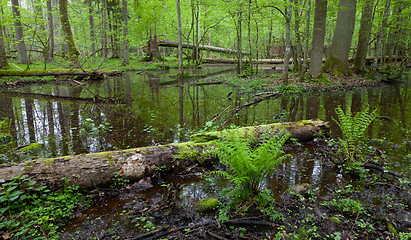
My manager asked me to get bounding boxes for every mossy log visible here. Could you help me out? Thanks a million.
[0,69,122,78]
[0,120,328,189]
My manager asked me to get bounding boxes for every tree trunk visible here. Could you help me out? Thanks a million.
[122,0,129,65]
[11,0,29,64]
[384,2,400,63]
[373,0,390,68]
[88,0,96,55]
[323,0,357,75]
[301,0,311,78]
[59,0,79,60]
[236,7,243,74]
[177,0,183,75]
[353,0,374,71]
[309,0,327,78]
[0,22,8,69]
[46,0,55,61]
[0,121,329,189]
[282,3,292,85]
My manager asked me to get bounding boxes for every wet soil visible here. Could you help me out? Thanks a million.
[59,139,411,239]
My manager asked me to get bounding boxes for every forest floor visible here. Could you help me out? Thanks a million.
[62,139,410,240]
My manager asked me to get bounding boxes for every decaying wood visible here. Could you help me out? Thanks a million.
[0,69,122,77]
[202,58,290,64]
[0,121,328,189]
[158,40,248,55]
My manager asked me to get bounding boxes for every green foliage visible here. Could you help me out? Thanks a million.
[333,105,377,163]
[0,175,85,239]
[111,172,130,188]
[0,118,11,143]
[323,198,365,216]
[214,130,291,197]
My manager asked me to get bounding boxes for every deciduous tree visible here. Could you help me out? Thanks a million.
[309,0,327,78]
[323,0,357,75]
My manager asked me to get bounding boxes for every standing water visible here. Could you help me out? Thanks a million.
[0,66,409,238]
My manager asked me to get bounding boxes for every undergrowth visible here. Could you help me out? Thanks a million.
[0,175,87,239]
[333,105,377,164]
[214,130,290,220]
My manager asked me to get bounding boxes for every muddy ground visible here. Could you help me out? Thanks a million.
[59,139,411,240]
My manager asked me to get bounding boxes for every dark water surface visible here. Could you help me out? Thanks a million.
[0,66,410,237]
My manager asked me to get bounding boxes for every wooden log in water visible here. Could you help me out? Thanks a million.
[0,120,328,189]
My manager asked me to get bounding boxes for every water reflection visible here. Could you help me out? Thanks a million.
[0,68,409,175]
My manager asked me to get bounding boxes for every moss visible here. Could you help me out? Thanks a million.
[298,120,315,126]
[19,143,43,153]
[191,132,220,143]
[43,158,55,165]
[195,198,220,213]
[386,221,398,235]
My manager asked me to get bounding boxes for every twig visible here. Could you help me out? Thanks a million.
[11,62,24,70]
[364,164,403,178]
[126,226,169,240]
[230,93,281,115]
[223,219,276,227]
[211,106,230,122]
[144,220,213,240]
[206,231,229,240]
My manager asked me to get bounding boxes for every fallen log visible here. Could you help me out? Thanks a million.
[202,58,290,64]
[0,69,122,78]
[0,120,328,189]
[158,40,248,55]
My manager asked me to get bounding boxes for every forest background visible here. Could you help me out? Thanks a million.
[0,0,410,81]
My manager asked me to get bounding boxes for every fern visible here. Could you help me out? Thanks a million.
[214,130,291,198]
[333,105,377,162]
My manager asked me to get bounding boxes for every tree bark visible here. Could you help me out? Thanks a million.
[301,0,311,78]
[353,0,374,71]
[309,0,327,78]
[373,0,390,68]
[236,6,243,74]
[0,22,8,69]
[158,40,248,55]
[177,0,183,75]
[0,121,328,189]
[59,0,79,60]
[46,0,55,61]
[122,0,129,65]
[323,0,357,75]
[282,2,292,85]
[88,0,96,55]
[11,0,29,64]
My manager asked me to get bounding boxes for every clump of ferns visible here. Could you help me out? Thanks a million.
[213,130,291,215]
[333,105,377,165]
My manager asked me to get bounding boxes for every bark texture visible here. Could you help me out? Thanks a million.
[309,0,327,78]
[282,4,292,85]
[158,40,248,55]
[88,0,96,55]
[122,0,129,65]
[59,0,79,60]
[0,23,8,68]
[46,0,55,61]
[353,0,374,70]
[0,121,328,189]
[11,0,29,64]
[323,0,357,75]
